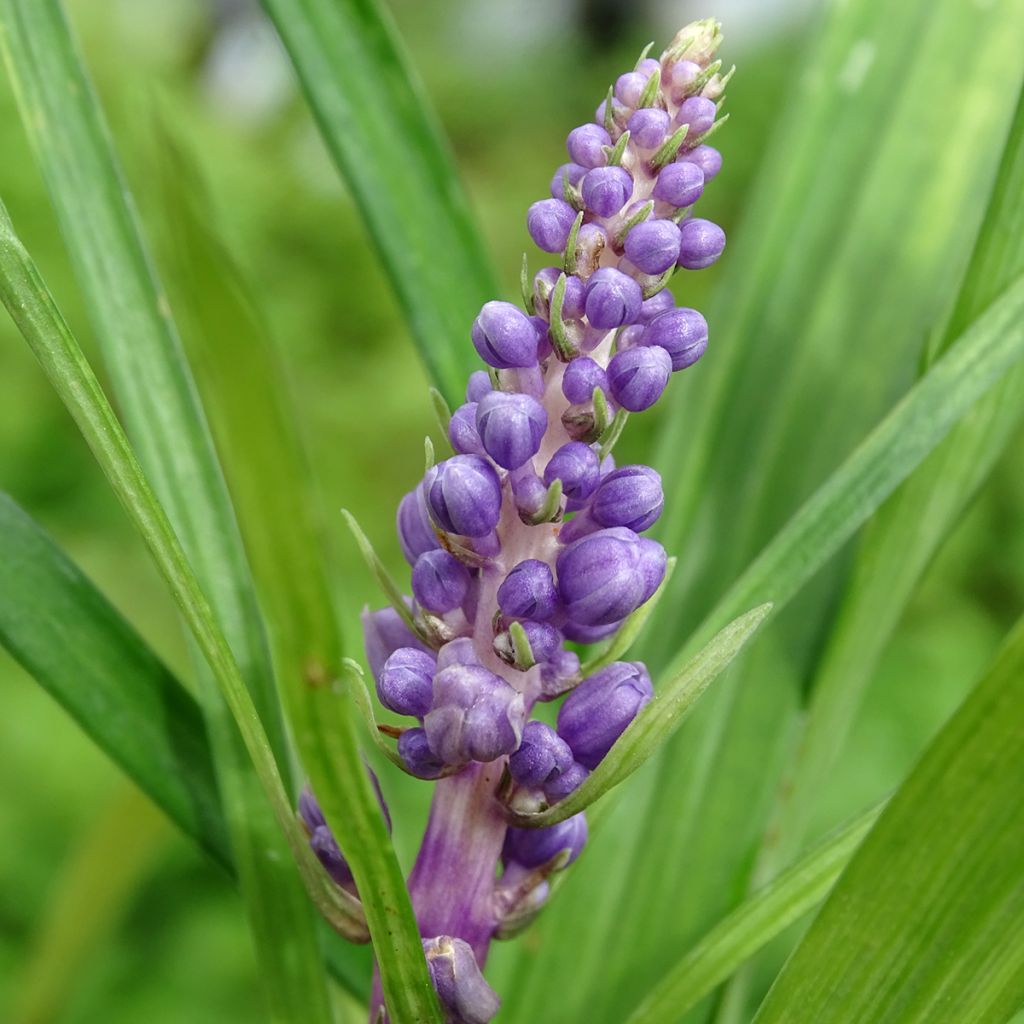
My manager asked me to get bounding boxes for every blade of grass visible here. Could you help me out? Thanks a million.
[258,0,498,403]
[753,612,1024,1024]
[625,802,884,1024]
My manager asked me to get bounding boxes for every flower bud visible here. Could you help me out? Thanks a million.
[527,198,577,253]
[614,71,647,108]
[539,648,581,700]
[641,307,708,371]
[543,440,600,502]
[412,550,472,614]
[475,391,548,470]
[653,160,704,208]
[580,166,633,218]
[624,219,683,275]
[508,719,574,788]
[667,59,701,101]
[607,344,672,411]
[561,356,607,404]
[677,217,726,269]
[561,618,622,644]
[398,727,445,779]
[504,813,588,868]
[557,661,653,768]
[424,663,526,764]
[497,559,558,621]
[466,370,492,403]
[396,485,440,566]
[549,162,586,201]
[567,123,611,168]
[378,646,436,717]
[423,936,500,1024]
[675,95,717,134]
[436,636,481,670]
[544,760,589,802]
[361,604,431,682]
[627,107,670,149]
[449,401,485,455]
[639,289,676,324]
[591,465,665,532]
[682,144,722,181]
[584,267,643,329]
[426,455,503,537]
[472,300,540,369]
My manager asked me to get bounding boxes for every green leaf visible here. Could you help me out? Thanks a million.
[258,0,498,404]
[753,614,1024,1024]
[624,802,883,1024]
[0,492,230,869]
[510,604,772,829]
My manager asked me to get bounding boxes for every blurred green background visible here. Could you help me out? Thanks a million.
[1,1,1021,1021]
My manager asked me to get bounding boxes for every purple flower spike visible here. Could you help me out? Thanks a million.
[472,300,540,369]
[508,720,574,788]
[561,356,608,404]
[566,123,611,168]
[557,661,653,768]
[378,646,436,718]
[549,162,587,201]
[675,95,717,135]
[466,370,492,403]
[677,218,726,269]
[584,268,643,329]
[475,391,548,470]
[449,401,484,455]
[427,455,503,537]
[614,71,647,107]
[498,559,558,621]
[397,486,440,565]
[412,550,471,614]
[627,108,670,150]
[682,144,722,181]
[423,936,501,1024]
[504,813,588,868]
[398,727,445,779]
[544,440,600,501]
[580,166,633,218]
[592,465,665,533]
[653,161,705,208]
[639,289,676,324]
[527,198,577,254]
[607,345,673,411]
[642,307,709,370]
[556,526,659,626]
[624,219,683,275]
[361,605,431,682]
[424,663,526,764]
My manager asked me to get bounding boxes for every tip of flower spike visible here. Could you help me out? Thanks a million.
[663,18,724,66]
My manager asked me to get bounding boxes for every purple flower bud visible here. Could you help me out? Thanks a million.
[584,267,643,329]
[436,636,481,670]
[595,95,628,131]
[510,465,548,518]
[580,166,633,218]
[676,95,717,135]
[636,57,661,78]
[667,59,701,100]
[614,71,647,107]
[424,664,526,764]
[423,936,500,1024]
[567,123,611,168]
[641,307,708,370]
[627,107,670,149]
[591,464,664,533]
[508,720,574,788]
[544,441,600,501]
[607,344,672,411]
[638,538,668,603]
[412,550,471,614]
[539,648,581,700]
[398,727,445,779]
[504,813,588,868]
[449,401,484,455]
[531,271,587,321]
[361,605,432,682]
[475,391,548,470]
[624,219,683,275]
[472,300,540,369]
[561,356,607,404]
[498,559,558,621]
[639,289,676,324]
[653,161,705,207]
[466,370,492,403]
[517,620,563,662]
[549,162,587,201]
[681,144,722,181]
[561,618,621,644]
[557,660,653,768]
[378,646,436,717]
[527,198,577,254]
[677,218,726,269]
[397,486,440,565]
[426,455,503,537]
[544,760,589,802]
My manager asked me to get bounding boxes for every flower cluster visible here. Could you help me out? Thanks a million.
[306,20,730,1023]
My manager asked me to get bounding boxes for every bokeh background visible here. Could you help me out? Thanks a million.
[1,1,1021,1021]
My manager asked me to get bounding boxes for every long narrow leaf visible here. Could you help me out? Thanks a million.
[259,0,498,403]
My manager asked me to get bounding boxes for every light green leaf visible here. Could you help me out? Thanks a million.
[753,614,1024,1024]
[625,802,883,1024]
[510,604,771,829]
[258,0,498,404]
